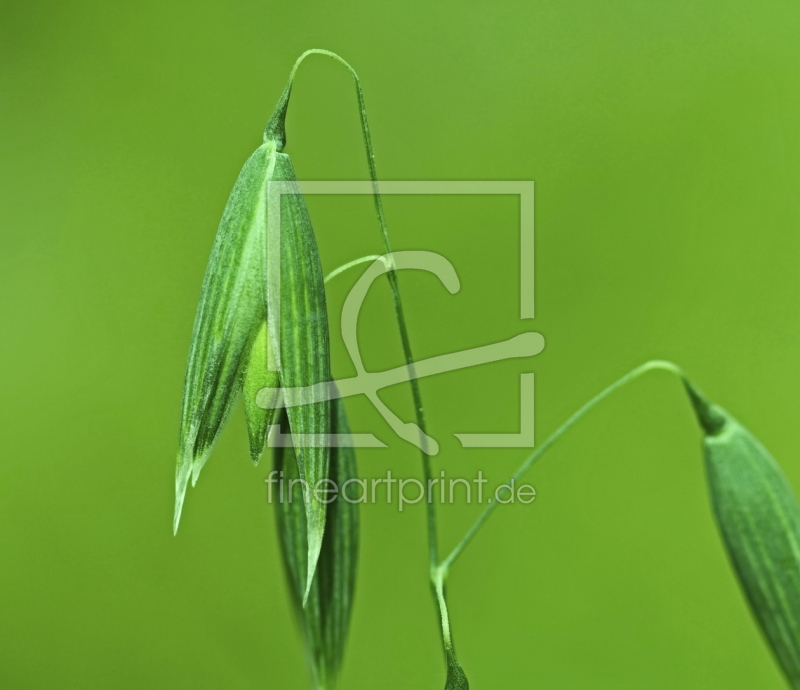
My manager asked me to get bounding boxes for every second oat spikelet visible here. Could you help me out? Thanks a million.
[685,382,800,688]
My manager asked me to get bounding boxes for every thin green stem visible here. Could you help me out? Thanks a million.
[432,565,453,649]
[268,48,440,567]
[324,255,385,284]
[441,359,686,571]
[271,48,447,652]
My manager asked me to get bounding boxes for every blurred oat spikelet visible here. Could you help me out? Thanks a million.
[686,383,800,688]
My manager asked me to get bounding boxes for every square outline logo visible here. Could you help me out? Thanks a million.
[261,180,542,452]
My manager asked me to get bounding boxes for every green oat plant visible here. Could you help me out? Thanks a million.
[174,50,800,689]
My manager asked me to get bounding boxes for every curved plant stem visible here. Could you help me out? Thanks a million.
[270,54,700,686]
[271,48,453,664]
[441,359,687,571]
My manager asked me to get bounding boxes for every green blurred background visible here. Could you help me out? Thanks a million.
[2,0,799,687]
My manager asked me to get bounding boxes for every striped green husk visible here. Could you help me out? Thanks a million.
[687,384,800,688]
[174,142,273,532]
[174,135,334,595]
[274,399,359,690]
[270,150,332,597]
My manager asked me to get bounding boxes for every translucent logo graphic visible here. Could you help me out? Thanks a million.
[260,181,543,452]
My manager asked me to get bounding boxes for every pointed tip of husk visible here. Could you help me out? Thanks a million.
[302,529,324,607]
[248,447,263,466]
[682,378,727,436]
[173,454,192,535]
[247,438,266,466]
[445,648,470,689]
[263,84,291,151]
[190,451,210,487]
[243,404,269,467]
